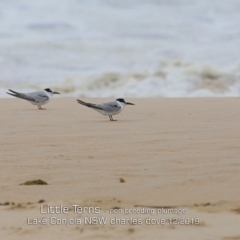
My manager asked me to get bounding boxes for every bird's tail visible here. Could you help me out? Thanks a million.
[6,89,35,101]
[76,99,102,110]
[6,89,25,99]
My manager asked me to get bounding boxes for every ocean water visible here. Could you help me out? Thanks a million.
[1,0,240,98]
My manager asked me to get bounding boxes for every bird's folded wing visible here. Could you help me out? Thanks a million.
[77,99,103,110]
[101,102,121,112]
[32,93,49,103]
[6,89,36,102]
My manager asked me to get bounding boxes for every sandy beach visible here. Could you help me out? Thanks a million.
[0,98,240,240]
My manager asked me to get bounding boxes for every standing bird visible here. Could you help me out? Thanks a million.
[77,98,135,121]
[6,88,60,110]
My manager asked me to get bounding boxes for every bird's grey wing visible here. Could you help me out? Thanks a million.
[28,91,49,103]
[100,102,121,112]
[6,89,36,102]
[77,99,103,110]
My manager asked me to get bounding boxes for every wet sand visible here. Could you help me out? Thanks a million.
[0,98,240,239]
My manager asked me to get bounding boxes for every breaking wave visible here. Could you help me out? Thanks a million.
[2,61,240,98]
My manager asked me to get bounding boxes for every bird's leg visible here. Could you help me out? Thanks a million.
[38,105,45,110]
[109,115,117,121]
[109,116,112,121]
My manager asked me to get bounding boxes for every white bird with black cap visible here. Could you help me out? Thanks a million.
[6,88,60,110]
[77,98,135,121]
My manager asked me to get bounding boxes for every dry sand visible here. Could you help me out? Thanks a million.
[0,98,240,240]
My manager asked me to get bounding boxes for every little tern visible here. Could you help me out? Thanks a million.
[6,88,60,109]
[77,98,135,121]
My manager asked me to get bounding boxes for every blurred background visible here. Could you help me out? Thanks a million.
[1,0,240,98]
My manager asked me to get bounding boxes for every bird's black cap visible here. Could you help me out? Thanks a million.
[44,88,53,93]
[116,98,126,103]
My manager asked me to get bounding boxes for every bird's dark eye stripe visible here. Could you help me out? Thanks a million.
[116,98,125,103]
[44,88,52,92]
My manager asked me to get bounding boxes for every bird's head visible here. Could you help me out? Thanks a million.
[44,88,60,95]
[116,98,134,105]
